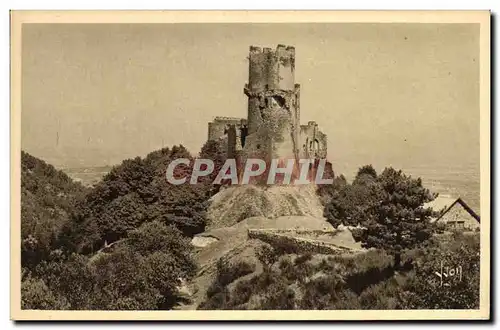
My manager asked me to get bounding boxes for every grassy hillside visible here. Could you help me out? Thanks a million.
[198,232,480,310]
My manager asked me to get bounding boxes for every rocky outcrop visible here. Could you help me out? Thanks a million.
[206,184,324,229]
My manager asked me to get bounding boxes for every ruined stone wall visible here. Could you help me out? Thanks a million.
[294,84,301,149]
[247,229,353,255]
[207,117,249,159]
[207,117,245,141]
[299,121,328,159]
[207,122,226,141]
[226,124,247,159]
[226,125,237,159]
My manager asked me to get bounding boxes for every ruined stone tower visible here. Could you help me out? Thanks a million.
[243,44,301,162]
[207,44,327,170]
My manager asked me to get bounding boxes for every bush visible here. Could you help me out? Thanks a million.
[22,221,197,310]
[259,283,296,310]
[299,274,345,309]
[21,275,69,310]
[31,253,95,309]
[91,248,161,310]
[256,244,279,269]
[294,253,313,265]
[126,221,196,278]
[230,280,256,307]
[205,259,256,299]
[350,228,365,242]
[400,233,480,309]
[197,233,479,310]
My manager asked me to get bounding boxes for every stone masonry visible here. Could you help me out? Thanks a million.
[207,45,328,177]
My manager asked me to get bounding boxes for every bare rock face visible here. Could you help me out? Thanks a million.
[206,184,325,230]
[191,236,219,248]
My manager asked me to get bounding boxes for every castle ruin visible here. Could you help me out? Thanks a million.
[207,45,327,170]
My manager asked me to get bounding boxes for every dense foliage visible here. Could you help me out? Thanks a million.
[22,221,196,310]
[324,165,437,268]
[21,148,212,310]
[59,144,220,254]
[21,151,88,269]
[402,232,480,309]
[199,233,480,310]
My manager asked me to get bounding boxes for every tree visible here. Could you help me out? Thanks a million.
[353,164,377,185]
[23,221,197,310]
[97,192,147,242]
[324,179,385,227]
[256,244,279,271]
[21,274,69,310]
[143,145,210,236]
[142,251,183,309]
[61,144,212,253]
[91,247,160,310]
[323,166,384,228]
[358,167,436,268]
[88,221,197,310]
[126,221,197,278]
[198,139,228,185]
[317,171,347,206]
[31,253,96,309]
[20,151,88,269]
[20,148,211,310]
[324,165,437,268]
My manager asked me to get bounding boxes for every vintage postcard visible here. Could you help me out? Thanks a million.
[10,10,490,321]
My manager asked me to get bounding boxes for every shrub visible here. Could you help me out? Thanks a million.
[350,228,365,242]
[299,275,343,309]
[21,275,69,310]
[259,283,296,310]
[400,233,480,309]
[256,244,279,269]
[294,253,313,265]
[198,230,480,311]
[199,288,231,310]
[22,221,197,310]
[126,221,196,278]
[230,280,255,307]
[206,259,256,299]
[32,253,96,309]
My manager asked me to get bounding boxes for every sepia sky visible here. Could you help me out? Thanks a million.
[21,23,479,177]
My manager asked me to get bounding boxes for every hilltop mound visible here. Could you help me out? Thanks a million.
[206,185,325,230]
[177,183,344,309]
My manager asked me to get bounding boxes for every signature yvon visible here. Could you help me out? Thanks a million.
[435,261,463,287]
